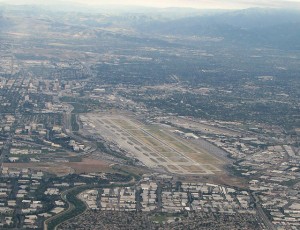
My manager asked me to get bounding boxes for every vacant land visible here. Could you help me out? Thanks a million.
[80,113,224,175]
[3,158,112,176]
[65,158,112,174]
[2,162,73,176]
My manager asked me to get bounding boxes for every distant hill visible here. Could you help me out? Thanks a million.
[133,8,300,49]
[1,5,300,50]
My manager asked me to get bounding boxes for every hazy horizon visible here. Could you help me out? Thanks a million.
[1,0,300,10]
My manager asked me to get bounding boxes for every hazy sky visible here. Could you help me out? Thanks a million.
[1,0,300,9]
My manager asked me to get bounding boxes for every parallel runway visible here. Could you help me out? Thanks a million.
[80,113,223,175]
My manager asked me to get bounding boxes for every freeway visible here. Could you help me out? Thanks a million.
[252,193,276,230]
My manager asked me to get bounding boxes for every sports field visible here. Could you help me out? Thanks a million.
[80,114,223,175]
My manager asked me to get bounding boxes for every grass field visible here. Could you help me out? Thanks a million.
[168,141,195,153]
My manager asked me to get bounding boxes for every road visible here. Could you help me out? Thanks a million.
[252,193,276,230]
[62,102,98,154]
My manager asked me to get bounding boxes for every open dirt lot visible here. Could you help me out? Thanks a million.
[3,158,112,176]
[3,162,73,176]
[65,158,112,174]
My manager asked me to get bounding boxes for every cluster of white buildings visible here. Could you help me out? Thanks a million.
[69,140,85,152]
[0,115,15,133]
[0,167,45,228]
[79,189,99,210]
[140,180,158,212]
[250,180,300,229]
[183,182,254,214]
[99,187,136,211]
